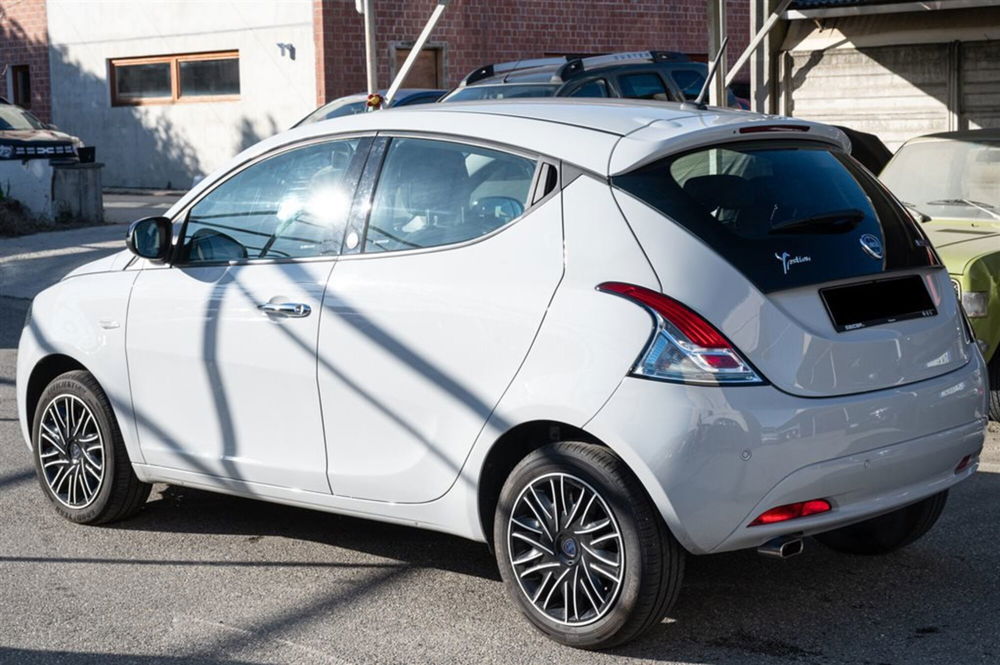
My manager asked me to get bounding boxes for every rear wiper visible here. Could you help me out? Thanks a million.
[769,208,864,234]
[925,199,1000,220]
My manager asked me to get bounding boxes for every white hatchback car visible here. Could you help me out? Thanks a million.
[17,100,986,649]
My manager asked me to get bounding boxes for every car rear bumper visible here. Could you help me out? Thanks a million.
[585,354,987,555]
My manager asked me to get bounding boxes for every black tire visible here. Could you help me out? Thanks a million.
[988,353,1000,421]
[32,370,151,524]
[814,491,948,556]
[494,442,684,650]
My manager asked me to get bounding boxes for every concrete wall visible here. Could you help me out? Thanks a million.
[46,0,317,189]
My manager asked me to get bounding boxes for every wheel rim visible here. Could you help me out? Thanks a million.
[507,472,625,626]
[37,394,105,509]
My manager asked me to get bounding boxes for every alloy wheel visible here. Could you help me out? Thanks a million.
[507,472,625,626]
[37,394,105,509]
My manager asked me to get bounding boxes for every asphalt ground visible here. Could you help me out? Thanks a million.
[1,290,999,664]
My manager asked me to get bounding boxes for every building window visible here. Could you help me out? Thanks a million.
[11,65,31,108]
[392,46,442,89]
[109,51,239,105]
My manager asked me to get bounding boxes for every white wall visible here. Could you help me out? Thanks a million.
[46,0,317,189]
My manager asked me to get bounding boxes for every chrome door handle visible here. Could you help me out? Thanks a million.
[258,302,311,318]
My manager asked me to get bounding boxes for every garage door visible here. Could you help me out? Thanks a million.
[962,40,1000,131]
[787,44,950,151]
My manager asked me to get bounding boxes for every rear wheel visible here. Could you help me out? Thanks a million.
[814,491,948,556]
[494,442,684,649]
[988,353,1000,421]
[32,370,151,524]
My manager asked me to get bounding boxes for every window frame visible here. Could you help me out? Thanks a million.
[165,133,375,268]
[348,133,557,260]
[109,50,240,106]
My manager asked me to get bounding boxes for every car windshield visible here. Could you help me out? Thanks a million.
[296,99,367,126]
[881,138,1000,221]
[0,105,46,131]
[442,84,559,102]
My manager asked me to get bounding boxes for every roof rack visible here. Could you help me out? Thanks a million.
[557,50,689,80]
[460,56,570,86]
[460,50,690,87]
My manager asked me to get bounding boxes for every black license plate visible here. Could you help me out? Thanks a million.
[820,275,937,332]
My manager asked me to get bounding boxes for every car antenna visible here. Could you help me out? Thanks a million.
[681,35,729,112]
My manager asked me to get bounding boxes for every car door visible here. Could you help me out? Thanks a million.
[126,137,368,492]
[318,136,564,503]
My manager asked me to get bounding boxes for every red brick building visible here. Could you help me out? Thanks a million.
[0,0,51,121]
[314,0,750,104]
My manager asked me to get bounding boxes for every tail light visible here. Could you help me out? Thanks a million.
[597,282,764,385]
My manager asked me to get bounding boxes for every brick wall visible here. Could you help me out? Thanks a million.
[0,0,51,122]
[315,0,751,103]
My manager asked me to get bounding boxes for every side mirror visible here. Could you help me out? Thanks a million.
[126,216,172,263]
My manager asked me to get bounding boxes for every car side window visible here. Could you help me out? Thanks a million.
[363,138,537,253]
[670,69,705,100]
[570,79,609,98]
[181,139,361,263]
[618,73,670,101]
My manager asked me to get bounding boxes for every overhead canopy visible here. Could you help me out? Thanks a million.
[786,0,999,19]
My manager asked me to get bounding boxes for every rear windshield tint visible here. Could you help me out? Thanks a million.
[613,140,937,293]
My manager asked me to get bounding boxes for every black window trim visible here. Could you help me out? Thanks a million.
[163,132,376,269]
[339,131,559,261]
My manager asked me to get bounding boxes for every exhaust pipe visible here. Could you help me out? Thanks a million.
[757,535,804,559]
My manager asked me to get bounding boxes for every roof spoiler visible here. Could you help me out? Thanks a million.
[557,50,689,81]
[460,56,570,86]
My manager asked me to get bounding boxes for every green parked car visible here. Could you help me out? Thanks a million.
[881,129,1000,418]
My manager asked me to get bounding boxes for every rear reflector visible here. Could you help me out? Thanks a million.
[749,499,831,527]
[955,455,974,473]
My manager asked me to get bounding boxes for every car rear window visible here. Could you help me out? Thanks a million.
[613,140,937,293]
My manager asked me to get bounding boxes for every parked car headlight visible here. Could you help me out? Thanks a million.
[961,291,988,318]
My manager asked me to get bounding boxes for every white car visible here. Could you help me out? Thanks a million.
[16,100,986,649]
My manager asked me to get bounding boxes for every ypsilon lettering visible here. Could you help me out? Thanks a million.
[775,251,812,275]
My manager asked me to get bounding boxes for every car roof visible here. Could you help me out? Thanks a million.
[906,128,1000,143]
[172,99,849,215]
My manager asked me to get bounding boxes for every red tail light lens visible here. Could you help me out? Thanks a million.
[749,499,831,526]
[597,282,764,385]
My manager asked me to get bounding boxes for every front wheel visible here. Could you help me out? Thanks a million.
[32,370,151,524]
[814,491,948,556]
[494,442,684,650]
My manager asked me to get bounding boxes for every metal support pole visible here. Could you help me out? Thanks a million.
[363,0,377,96]
[728,0,792,90]
[384,1,450,107]
[707,0,727,107]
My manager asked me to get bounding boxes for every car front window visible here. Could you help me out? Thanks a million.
[182,139,362,263]
[881,139,1000,221]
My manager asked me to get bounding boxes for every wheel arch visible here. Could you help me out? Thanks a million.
[25,354,90,431]
[477,419,606,549]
